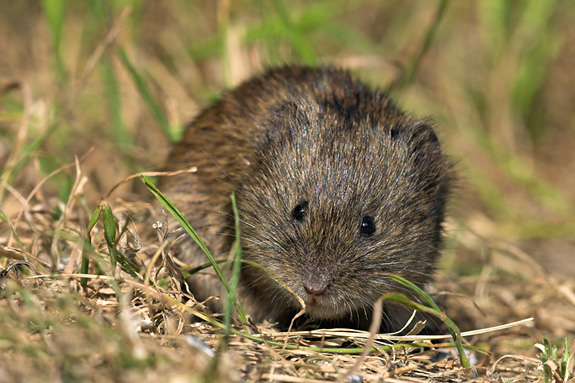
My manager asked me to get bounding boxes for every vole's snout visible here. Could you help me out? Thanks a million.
[303,271,331,296]
[304,279,328,296]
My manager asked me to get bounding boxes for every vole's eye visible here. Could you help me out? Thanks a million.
[291,201,308,222]
[360,215,376,237]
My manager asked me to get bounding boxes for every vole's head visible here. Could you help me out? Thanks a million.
[237,95,451,322]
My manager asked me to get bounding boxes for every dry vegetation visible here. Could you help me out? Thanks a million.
[1,1,574,382]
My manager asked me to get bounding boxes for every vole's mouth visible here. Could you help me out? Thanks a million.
[303,293,329,306]
[299,295,349,320]
[304,303,349,320]
[282,282,352,319]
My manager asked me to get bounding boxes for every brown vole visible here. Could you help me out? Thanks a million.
[159,66,452,331]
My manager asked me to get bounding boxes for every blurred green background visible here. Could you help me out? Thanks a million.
[0,0,574,274]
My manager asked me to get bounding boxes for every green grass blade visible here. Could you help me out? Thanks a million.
[116,46,178,142]
[102,204,117,269]
[229,192,246,319]
[479,0,511,58]
[511,1,559,134]
[140,175,230,292]
[394,0,449,89]
[80,206,101,287]
[183,260,227,277]
[272,0,317,65]
[223,192,246,345]
[42,0,67,83]
[386,274,470,368]
[387,274,441,312]
[102,58,132,149]
[101,203,141,279]
[561,338,569,379]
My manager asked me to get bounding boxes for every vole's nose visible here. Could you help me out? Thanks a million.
[304,279,328,296]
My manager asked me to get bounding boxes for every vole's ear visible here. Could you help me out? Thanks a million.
[404,122,451,193]
[408,122,441,156]
[389,121,442,157]
[411,122,440,150]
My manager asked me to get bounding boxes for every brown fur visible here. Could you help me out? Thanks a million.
[159,66,453,331]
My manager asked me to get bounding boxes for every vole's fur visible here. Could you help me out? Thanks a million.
[159,66,452,331]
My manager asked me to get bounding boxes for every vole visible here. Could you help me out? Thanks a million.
[158,66,452,331]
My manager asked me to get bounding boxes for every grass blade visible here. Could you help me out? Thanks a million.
[224,192,247,340]
[80,206,101,287]
[102,58,132,150]
[0,211,24,249]
[102,204,117,268]
[101,203,141,279]
[42,0,67,83]
[272,0,317,65]
[116,46,178,142]
[393,0,450,89]
[140,175,229,292]
[385,274,470,368]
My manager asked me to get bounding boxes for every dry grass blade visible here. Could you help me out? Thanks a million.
[344,294,384,379]
[100,168,197,202]
[256,317,535,342]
